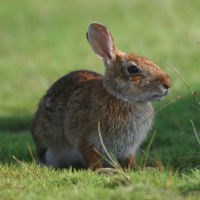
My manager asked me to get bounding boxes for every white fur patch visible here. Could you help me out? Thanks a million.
[45,146,85,168]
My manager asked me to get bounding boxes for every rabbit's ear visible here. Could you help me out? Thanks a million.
[86,23,116,64]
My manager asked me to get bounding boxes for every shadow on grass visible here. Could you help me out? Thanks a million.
[0,114,35,165]
[0,114,32,132]
[141,94,200,170]
[0,131,36,165]
[0,95,199,170]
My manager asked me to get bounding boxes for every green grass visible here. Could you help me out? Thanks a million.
[0,163,199,200]
[0,0,200,199]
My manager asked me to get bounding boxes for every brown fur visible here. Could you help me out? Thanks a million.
[32,22,172,170]
[79,138,103,170]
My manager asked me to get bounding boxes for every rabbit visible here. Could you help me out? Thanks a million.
[32,22,172,170]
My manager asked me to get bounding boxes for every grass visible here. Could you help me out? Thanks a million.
[0,164,199,200]
[0,0,200,199]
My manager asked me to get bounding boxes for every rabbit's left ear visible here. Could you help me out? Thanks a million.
[86,22,116,64]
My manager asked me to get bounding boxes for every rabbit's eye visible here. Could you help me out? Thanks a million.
[127,65,140,74]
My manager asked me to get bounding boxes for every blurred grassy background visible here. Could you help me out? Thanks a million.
[0,0,199,169]
[0,1,200,199]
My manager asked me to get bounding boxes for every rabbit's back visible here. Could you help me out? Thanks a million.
[45,70,102,106]
[32,70,102,163]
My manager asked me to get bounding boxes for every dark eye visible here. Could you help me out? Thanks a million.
[127,65,140,74]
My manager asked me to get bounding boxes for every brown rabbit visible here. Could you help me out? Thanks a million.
[32,22,172,170]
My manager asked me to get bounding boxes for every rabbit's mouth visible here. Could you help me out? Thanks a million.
[151,92,168,101]
[152,94,164,101]
[151,87,169,101]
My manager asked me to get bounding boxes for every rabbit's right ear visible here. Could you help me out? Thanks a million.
[86,23,116,64]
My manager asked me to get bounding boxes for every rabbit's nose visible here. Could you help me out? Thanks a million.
[158,74,172,89]
[163,83,170,90]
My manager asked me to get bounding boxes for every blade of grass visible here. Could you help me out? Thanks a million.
[97,121,120,168]
[28,143,35,162]
[97,122,131,182]
[168,64,200,106]
[12,155,40,178]
[189,119,200,145]
[167,65,195,97]
[142,129,157,169]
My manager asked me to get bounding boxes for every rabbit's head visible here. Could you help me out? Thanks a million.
[87,22,172,103]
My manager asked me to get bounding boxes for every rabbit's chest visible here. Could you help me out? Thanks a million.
[94,102,154,157]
